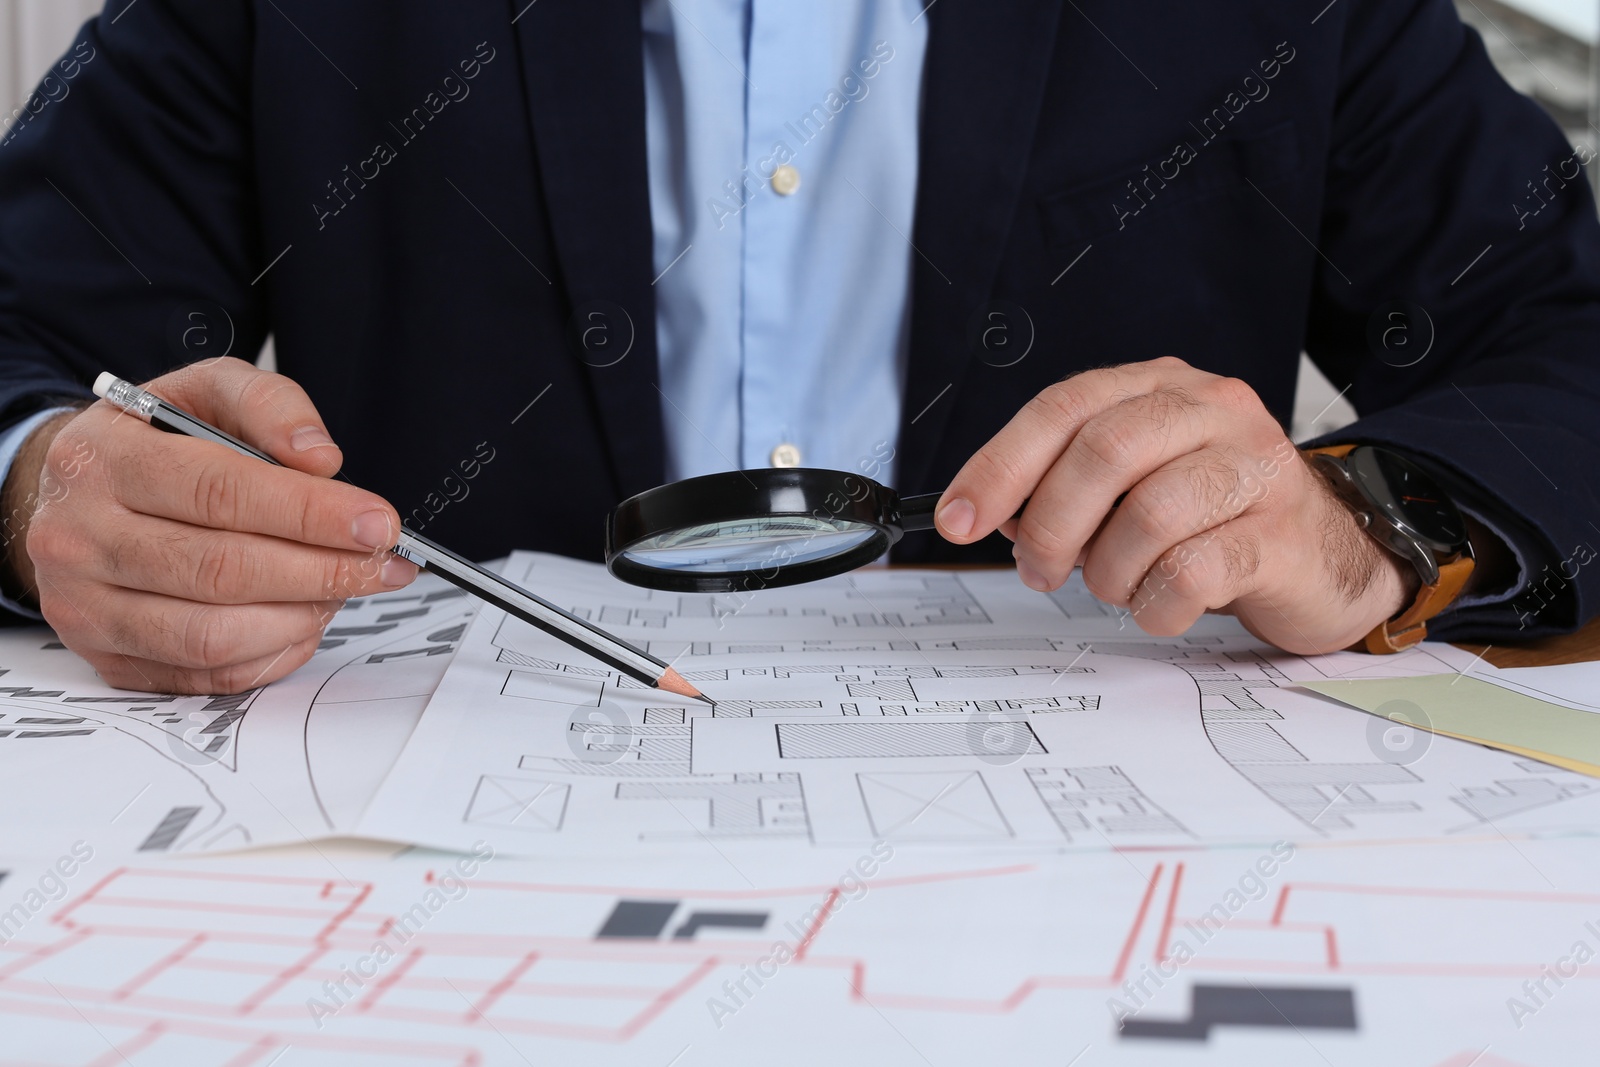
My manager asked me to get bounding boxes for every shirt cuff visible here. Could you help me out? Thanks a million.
[0,406,76,621]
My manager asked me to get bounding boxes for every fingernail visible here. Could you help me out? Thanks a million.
[1015,555,1050,592]
[352,510,393,550]
[381,555,418,588]
[937,497,976,539]
[291,425,335,451]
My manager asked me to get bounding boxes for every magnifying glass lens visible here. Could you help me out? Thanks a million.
[618,515,884,573]
[607,468,943,591]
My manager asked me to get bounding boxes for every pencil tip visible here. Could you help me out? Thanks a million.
[657,666,712,704]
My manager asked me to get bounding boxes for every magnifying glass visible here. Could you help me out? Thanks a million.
[605,468,942,592]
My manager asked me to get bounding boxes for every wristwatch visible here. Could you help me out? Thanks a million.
[1304,444,1475,654]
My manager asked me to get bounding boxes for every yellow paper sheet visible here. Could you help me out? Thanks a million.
[1298,674,1600,779]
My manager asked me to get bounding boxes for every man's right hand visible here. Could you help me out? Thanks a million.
[5,357,418,694]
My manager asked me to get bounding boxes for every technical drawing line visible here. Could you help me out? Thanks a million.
[1155,862,1185,963]
[17,858,1590,1053]
[0,993,480,1064]
[1112,863,1165,984]
[449,864,1037,901]
[793,887,842,962]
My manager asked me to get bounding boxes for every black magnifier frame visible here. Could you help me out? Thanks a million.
[606,467,941,593]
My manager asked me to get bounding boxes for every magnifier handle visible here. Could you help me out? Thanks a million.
[894,493,1036,534]
[894,493,943,533]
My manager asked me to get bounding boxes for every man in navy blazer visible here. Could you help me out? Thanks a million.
[0,0,1594,693]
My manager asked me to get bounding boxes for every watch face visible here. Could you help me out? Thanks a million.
[1353,447,1466,549]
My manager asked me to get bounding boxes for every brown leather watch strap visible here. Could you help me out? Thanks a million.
[1361,553,1475,653]
[1310,442,1357,460]
[1305,443,1475,654]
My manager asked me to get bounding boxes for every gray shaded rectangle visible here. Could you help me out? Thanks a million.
[1198,678,1278,711]
[596,899,678,939]
[778,721,1044,759]
[672,911,768,939]
[325,623,398,636]
[377,607,429,622]
[367,646,454,664]
[615,776,803,831]
[1238,763,1419,786]
[139,806,201,852]
[201,692,252,713]
[1121,983,1356,1041]
[712,700,824,718]
[845,678,916,701]
[202,710,246,735]
[1206,722,1306,763]
[949,637,1056,650]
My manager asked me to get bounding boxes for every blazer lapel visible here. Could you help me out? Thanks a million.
[512,1,1065,499]
[899,0,1066,495]
[511,0,664,498]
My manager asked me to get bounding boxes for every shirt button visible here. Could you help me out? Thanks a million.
[770,442,802,468]
[770,164,801,196]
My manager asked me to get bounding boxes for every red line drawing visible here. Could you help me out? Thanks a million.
[1,856,1581,1062]
[1112,863,1165,984]
[1155,862,1184,963]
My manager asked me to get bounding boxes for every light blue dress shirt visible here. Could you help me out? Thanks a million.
[640,0,928,483]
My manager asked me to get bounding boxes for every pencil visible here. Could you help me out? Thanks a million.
[92,373,713,705]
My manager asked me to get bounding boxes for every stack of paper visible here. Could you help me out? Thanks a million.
[1302,670,1600,777]
[4,552,1600,1065]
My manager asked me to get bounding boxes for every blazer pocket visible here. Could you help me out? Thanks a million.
[1039,120,1302,247]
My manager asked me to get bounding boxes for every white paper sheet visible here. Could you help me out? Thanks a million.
[0,836,1594,1065]
[359,554,1600,858]
[0,572,473,856]
[1458,658,1600,714]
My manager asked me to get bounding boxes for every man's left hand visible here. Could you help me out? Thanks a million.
[933,357,1415,654]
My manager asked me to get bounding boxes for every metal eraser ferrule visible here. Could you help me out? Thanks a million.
[99,376,160,419]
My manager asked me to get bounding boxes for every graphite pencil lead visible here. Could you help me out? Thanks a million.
[656,665,712,704]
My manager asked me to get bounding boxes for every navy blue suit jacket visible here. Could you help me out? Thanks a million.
[0,0,1596,639]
